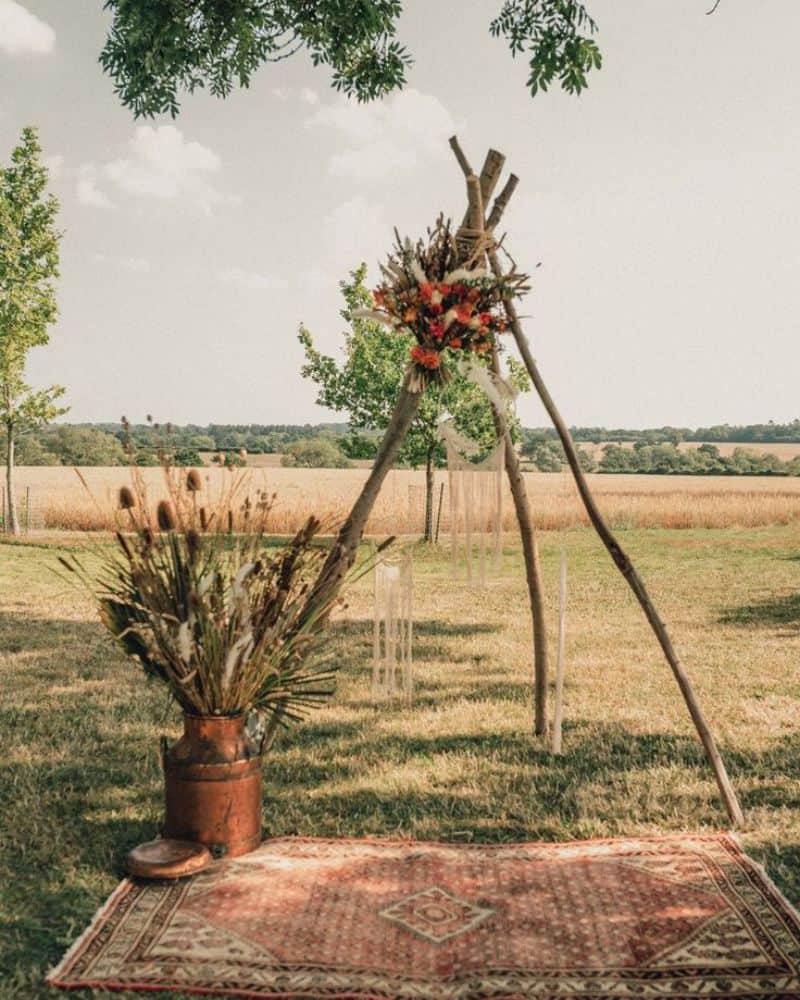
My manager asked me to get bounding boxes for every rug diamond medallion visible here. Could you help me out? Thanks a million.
[48,834,800,999]
[379,885,494,942]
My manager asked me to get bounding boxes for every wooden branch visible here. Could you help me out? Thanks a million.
[552,548,567,754]
[489,245,744,827]
[478,149,506,204]
[304,373,422,620]
[449,135,473,178]
[487,174,519,231]
[490,343,550,736]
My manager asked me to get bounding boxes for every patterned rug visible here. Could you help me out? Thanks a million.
[48,834,800,999]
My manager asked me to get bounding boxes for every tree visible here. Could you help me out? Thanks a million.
[100,0,601,117]
[0,128,66,535]
[42,425,126,466]
[281,436,351,468]
[299,265,528,540]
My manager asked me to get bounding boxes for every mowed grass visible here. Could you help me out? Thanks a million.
[1,526,800,998]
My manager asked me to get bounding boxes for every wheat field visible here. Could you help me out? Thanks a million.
[8,464,800,534]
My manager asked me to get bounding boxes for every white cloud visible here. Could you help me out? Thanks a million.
[306,88,458,181]
[218,266,287,291]
[77,164,114,209]
[299,195,389,293]
[93,252,151,274]
[43,153,64,179]
[0,0,55,55]
[271,86,319,105]
[76,126,240,215]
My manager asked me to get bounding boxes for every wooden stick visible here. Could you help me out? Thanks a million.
[304,373,422,619]
[491,351,550,735]
[552,548,567,754]
[487,174,519,231]
[449,135,473,178]
[461,149,506,229]
[450,135,550,736]
[488,244,744,826]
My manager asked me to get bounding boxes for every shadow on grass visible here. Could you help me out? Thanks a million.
[4,605,800,996]
[718,592,800,629]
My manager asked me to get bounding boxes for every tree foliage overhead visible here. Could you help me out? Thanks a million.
[100,0,602,117]
[489,0,601,97]
[100,0,412,117]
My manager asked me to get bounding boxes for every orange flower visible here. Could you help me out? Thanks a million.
[403,307,418,323]
[479,311,492,325]
[410,345,440,369]
[437,283,452,296]
[449,337,462,349]
[419,283,433,302]
[454,303,473,325]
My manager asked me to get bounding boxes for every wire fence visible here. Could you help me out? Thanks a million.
[0,486,44,534]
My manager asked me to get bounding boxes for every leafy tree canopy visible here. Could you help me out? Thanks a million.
[100,0,601,117]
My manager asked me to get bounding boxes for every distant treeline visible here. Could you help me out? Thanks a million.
[521,419,800,446]
[524,440,800,477]
[3,421,800,474]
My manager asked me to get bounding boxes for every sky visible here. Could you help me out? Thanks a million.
[1,0,798,430]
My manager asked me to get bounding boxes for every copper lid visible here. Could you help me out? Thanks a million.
[126,838,213,880]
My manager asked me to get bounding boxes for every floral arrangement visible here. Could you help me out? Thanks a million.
[361,218,528,388]
[62,445,388,746]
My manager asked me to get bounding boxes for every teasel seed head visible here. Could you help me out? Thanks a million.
[186,469,202,493]
[186,528,201,559]
[156,500,177,532]
[199,507,209,531]
[118,486,136,510]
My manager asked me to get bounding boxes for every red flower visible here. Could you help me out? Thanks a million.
[419,283,434,302]
[479,311,492,325]
[438,283,452,297]
[449,337,462,349]
[454,303,473,325]
[428,321,445,339]
[453,283,468,297]
[428,302,443,316]
[411,345,441,369]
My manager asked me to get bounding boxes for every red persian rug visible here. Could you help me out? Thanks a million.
[48,834,800,999]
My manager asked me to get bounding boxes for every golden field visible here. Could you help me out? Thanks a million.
[9,464,800,533]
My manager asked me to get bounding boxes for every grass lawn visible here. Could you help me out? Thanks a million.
[1,526,799,998]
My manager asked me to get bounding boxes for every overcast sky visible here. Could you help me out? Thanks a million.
[1,0,798,429]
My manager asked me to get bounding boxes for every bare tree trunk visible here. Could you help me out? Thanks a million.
[490,248,744,827]
[423,447,435,542]
[5,423,19,536]
[305,374,422,618]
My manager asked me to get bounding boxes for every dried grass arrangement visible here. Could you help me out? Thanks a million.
[361,216,529,390]
[61,445,379,739]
